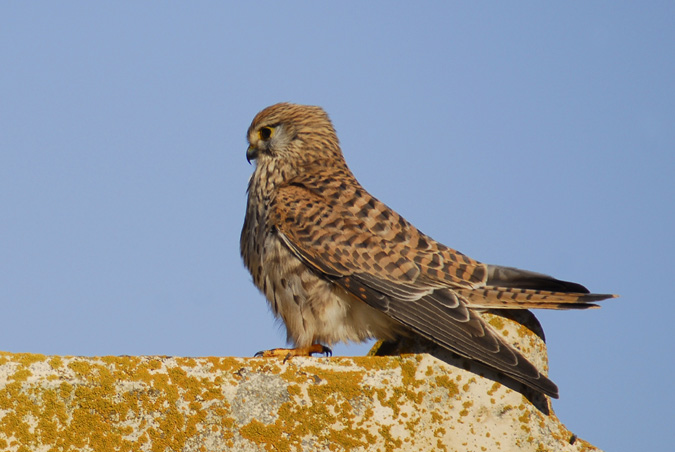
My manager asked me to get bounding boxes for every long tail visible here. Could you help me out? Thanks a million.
[459,265,618,310]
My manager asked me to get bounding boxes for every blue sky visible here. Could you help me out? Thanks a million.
[1,3,673,450]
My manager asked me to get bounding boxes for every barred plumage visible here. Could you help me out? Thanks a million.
[240,102,616,398]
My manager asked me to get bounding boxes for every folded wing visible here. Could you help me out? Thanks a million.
[270,178,615,398]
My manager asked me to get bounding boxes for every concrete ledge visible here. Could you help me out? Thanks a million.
[0,313,601,451]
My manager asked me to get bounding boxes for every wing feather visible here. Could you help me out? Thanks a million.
[341,273,558,396]
[271,181,560,397]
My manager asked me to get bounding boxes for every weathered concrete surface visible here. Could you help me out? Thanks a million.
[0,312,601,452]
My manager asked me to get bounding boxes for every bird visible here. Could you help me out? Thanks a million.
[240,102,616,399]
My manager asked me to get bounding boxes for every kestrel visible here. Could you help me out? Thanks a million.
[240,102,616,398]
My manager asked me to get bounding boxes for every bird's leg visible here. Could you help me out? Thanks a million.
[254,344,332,362]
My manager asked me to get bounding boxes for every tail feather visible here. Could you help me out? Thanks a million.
[487,265,590,293]
[457,286,617,310]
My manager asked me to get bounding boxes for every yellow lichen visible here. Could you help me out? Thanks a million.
[48,356,63,369]
[434,374,459,398]
[487,381,501,396]
[459,400,473,417]
[0,351,599,452]
[488,316,505,331]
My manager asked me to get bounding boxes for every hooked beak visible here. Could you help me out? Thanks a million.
[246,145,258,164]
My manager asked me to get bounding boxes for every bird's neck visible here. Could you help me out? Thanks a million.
[247,159,296,202]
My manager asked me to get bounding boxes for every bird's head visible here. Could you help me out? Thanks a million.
[246,103,345,169]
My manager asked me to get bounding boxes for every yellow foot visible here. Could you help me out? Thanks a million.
[254,344,332,362]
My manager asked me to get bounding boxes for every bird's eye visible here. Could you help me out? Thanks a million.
[259,126,274,140]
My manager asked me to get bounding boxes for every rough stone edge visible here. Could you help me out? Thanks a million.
[0,313,602,452]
